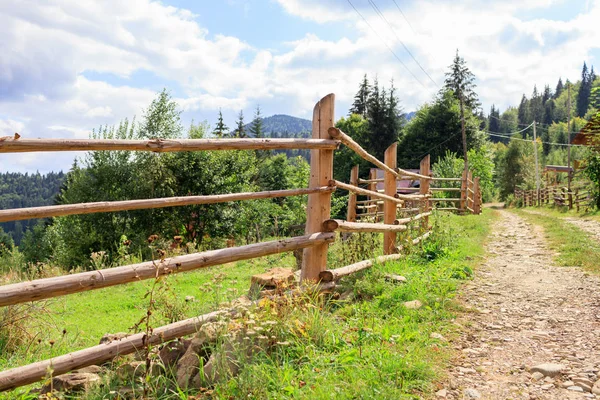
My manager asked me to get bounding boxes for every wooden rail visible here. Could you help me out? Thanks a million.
[0,309,226,391]
[333,180,404,205]
[0,187,335,223]
[0,138,340,153]
[318,254,404,282]
[327,127,431,181]
[0,233,334,307]
[323,219,408,233]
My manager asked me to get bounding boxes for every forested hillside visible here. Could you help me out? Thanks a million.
[0,172,65,244]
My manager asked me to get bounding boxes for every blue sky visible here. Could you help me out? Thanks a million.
[1,0,599,173]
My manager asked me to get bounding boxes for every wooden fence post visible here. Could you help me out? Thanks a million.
[467,170,473,212]
[384,143,398,254]
[419,154,431,229]
[301,94,335,282]
[369,168,378,219]
[347,165,359,222]
[460,168,468,213]
[473,177,481,214]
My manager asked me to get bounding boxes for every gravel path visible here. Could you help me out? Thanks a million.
[442,209,600,399]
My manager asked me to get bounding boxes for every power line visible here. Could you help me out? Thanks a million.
[367,0,438,87]
[483,131,585,147]
[484,122,535,136]
[346,0,426,89]
[390,0,446,76]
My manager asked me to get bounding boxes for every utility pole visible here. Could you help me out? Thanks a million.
[460,92,468,171]
[567,83,573,209]
[533,120,540,206]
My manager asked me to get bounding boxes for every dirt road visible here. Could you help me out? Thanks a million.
[443,209,600,399]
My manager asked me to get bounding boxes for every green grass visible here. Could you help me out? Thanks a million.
[516,208,600,274]
[0,254,294,371]
[1,210,496,399]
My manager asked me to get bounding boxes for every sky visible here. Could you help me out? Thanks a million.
[1,0,599,173]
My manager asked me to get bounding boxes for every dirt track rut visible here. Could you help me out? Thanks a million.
[444,209,600,399]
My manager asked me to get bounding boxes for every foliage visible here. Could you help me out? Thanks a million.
[398,90,485,168]
[494,135,537,199]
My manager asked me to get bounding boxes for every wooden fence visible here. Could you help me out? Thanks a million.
[0,93,481,392]
[515,186,592,211]
[347,160,481,223]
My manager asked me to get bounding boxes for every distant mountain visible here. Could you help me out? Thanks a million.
[244,114,312,138]
[406,111,416,121]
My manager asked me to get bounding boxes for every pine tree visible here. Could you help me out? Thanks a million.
[234,110,246,138]
[443,49,480,112]
[530,85,545,124]
[249,105,264,138]
[518,94,531,126]
[542,85,552,104]
[577,62,591,117]
[350,74,370,117]
[250,105,269,159]
[554,78,564,99]
[212,109,229,138]
[488,105,501,133]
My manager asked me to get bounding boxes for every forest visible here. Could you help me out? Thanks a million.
[1,52,599,273]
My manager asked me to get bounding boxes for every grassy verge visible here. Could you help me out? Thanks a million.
[1,210,496,399]
[516,209,600,274]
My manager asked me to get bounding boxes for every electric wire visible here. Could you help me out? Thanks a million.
[367,0,438,87]
[346,0,426,88]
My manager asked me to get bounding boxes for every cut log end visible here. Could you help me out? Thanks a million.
[318,270,335,282]
[322,219,339,232]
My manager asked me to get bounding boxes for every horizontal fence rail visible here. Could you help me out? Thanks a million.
[0,186,335,223]
[0,309,226,391]
[319,254,404,282]
[0,138,340,153]
[0,233,335,307]
[323,219,408,233]
[328,128,431,181]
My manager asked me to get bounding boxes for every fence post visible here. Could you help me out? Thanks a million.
[384,143,398,254]
[301,94,335,282]
[467,170,473,212]
[368,168,378,218]
[419,154,431,229]
[347,165,359,222]
[460,169,468,213]
[473,177,481,214]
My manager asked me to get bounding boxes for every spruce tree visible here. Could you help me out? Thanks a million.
[350,74,370,117]
[577,62,591,117]
[212,109,229,138]
[542,85,552,104]
[249,105,264,138]
[443,49,480,112]
[234,110,246,138]
[517,94,531,126]
[488,105,501,133]
[250,105,269,159]
[530,85,545,124]
[554,78,564,99]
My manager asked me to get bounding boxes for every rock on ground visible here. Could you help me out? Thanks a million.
[40,373,100,394]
